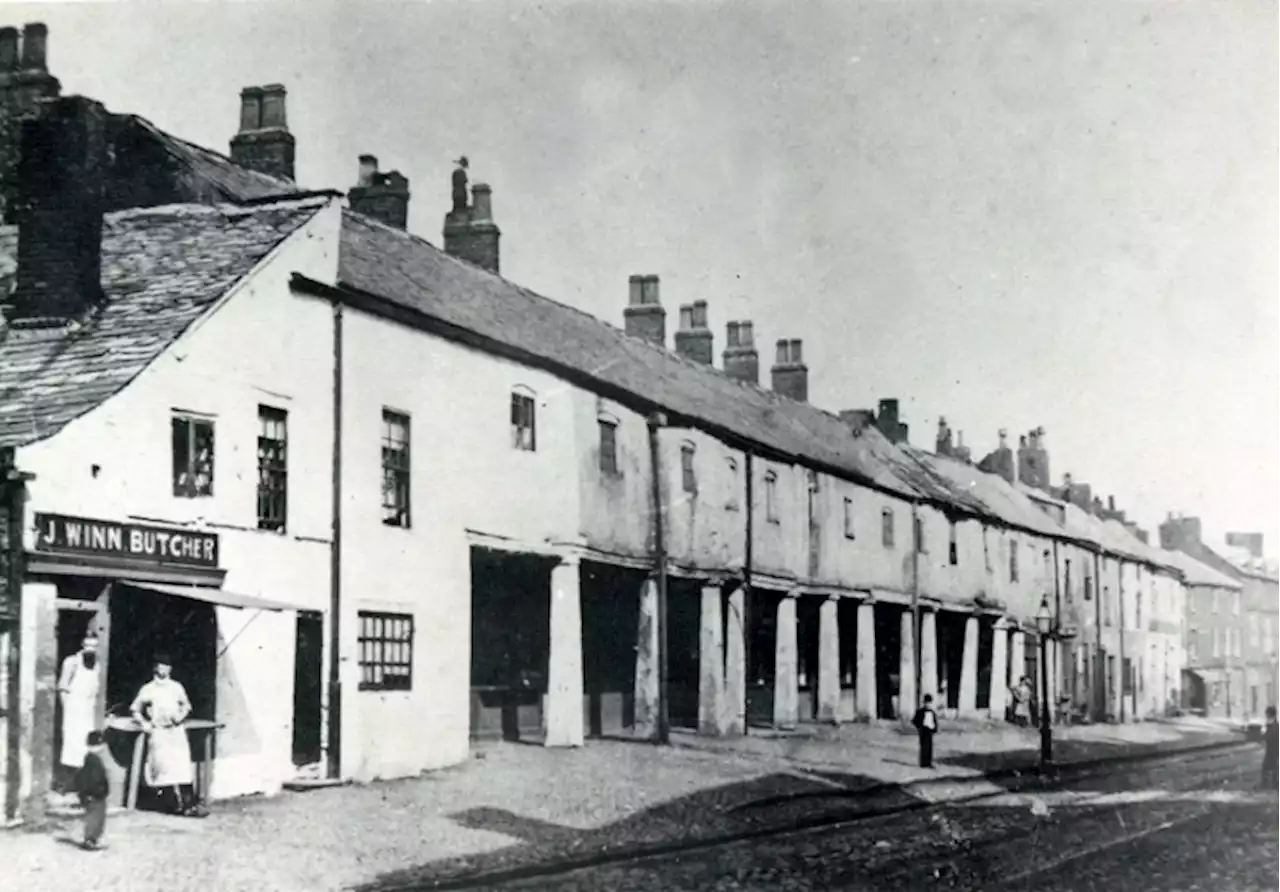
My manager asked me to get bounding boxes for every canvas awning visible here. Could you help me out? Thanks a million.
[120,580,302,612]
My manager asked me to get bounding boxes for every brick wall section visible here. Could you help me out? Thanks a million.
[0,23,61,224]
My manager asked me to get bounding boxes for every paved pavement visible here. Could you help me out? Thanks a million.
[486,747,1277,891]
[0,719,1250,892]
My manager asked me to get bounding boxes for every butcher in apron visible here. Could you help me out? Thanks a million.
[57,634,101,794]
[130,653,204,817]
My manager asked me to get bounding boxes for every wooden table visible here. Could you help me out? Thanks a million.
[104,716,223,809]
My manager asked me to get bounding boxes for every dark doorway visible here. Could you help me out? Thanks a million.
[580,563,640,737]
[668,578,701,730]
[976,617,994,711]
[747,588,783,727]
[54,583,103,792]
[292,611,324,767]
[937,611,965,711]
[469,548,555,741]
[874,603,903,719]
[797,596,821,722]
[108,585,217,723]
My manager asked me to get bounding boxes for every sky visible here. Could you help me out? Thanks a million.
[13,0,1278,553]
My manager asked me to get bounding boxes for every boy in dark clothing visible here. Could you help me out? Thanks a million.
[913,694,939,768]
[75,731,110,850]
[1261,707,1278,791]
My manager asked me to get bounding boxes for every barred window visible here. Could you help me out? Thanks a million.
[357,611,414,691]
[172,412,215,498]
[382,410,411,528]
[511,390,536,451]
[257,405,288,532]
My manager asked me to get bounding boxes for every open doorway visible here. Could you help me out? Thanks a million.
[292,610,323,767]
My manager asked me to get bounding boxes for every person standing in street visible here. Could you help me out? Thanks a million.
[57,633,101,795]
[913,694,939,768]
[130,653,204,817]
[75,730,110,850]
[1261,706,1278,791]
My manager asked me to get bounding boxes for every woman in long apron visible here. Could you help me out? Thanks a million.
[130,653,199,816]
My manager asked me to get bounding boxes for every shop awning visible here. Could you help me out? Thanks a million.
[1184,667,1228,685]
[120,580,303,612]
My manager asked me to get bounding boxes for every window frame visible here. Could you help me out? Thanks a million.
[381,409,412,528]
[1009,540,1019,582]
[881,507,894,548]
[598,417,619,475]
[764,470,779,523]
[948,520,958,566]
[843,496,855,540]
[680,442,697,494]
[357,610,415,692]
[256,404,288,532]
[511,389,537,452]
[171,411,216,499]
[726,457,740,512]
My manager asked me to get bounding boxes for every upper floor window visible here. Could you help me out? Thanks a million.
[726,457,740,511]
[1103,587,1112,625]
[1084,573,1092,602]
[843,496,855,539]
[914,514,926,554]
[172,411,215,498]
[881,507,894,548]
[1009,541,1019,582]
[1064,560,1073,605]
[598,418,619,475]
[257,405,288,532]
[807,470,819,526]
[381,409,411,528]
[680,442,697,493]
[511,389,536,451]
[982,528,991,572]
[764,470,779,522]
[948,521,958,566]
[1135,590,1142,631]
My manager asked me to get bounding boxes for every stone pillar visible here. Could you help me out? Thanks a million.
[817,597,840,723]
[856,601,878,719]
[988,621,1009,720]
[545,557,584,747]
[1010,629,1026,690]
[633,576,660,739]
[920,609,939,703]
[959,615,980,716]
[20,582,57,825]
[698,583,725,735]
[773,593,799,729]
[722,586,746,735]
[898,609,916,720]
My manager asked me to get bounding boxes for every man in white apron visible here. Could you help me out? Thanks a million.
[130,653,204,817]
[57,634,101,795]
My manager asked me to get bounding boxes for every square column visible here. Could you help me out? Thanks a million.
[1010,629,1026,692]
[920,609,939,702]
[633,576,660,739]
[722,586,747,735]
[18,582,57,825]
[988,621,1009,720]
[855,601,877,719]
[897,609,916,720]
[773,593,799,729]
[959,615,980,716]
[545,557,584,748]
[817,597,841,723]
[698,583,725,735]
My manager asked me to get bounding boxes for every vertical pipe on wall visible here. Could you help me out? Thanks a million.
[326,299,344,778]
[647,413,669,745]
[1118,565,1126,723]
[1093,550,1104,721]
[742,451,754,736]
[1052,539,1062,705]
[910,503,922,713]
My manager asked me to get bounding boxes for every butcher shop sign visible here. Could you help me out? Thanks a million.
[34,513,220,569]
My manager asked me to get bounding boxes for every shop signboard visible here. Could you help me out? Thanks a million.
[33,513,220,570]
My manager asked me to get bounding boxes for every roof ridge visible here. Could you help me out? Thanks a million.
[108,193,333,223]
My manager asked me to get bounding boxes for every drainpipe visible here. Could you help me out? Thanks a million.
[911,503,922,712]
[1051,540,1061,713]
[326,299,345,779]
[1093,550,1104,722]
[647,413,670,745]
[743,451,754,737]
[1118,567,1126,723]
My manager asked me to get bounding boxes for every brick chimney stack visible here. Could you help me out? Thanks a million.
[876,398,909,444]
[1159,513,1203,552]
[723,320,759,384]
[977,428,1015,484]
[1016,426,1051,491]
[0,23,61,222]
[229,84,296,182]
[9,95,107,324]
[347,154,411,230]
[770,339,808,401]
[443,158,501,274]
[674,300,713,365]
[623,274,665,346]
[935,417,954,456]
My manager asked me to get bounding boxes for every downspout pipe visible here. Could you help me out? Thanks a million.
[647,412,670,745]
[743,451,754,737]
[911,503,922,713]
[326,298,345,779]
[1052,539,1062,709]
[1119,567,1127,723]
[1093,549,1104,722]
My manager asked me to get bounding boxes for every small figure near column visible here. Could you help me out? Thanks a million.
[913,693,939,768]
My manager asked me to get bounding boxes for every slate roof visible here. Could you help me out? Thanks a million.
[1157,546,1244,590]
[0,196,328,447]
[133,117,302,203]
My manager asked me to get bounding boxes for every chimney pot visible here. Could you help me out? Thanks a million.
[260,83,287,129]
[726,321,741,346]
[0,27,18,69]
[628,274,645,306]
[1108,495,1116,512]
[471,182,493,221]
[443,170,501,273]
[680,305,695,330]
[238,86,264,132]
[740,321,754,346]
[357,154,378,186]
[20,22,47,70]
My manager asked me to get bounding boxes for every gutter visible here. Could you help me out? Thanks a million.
[326,296,344,778]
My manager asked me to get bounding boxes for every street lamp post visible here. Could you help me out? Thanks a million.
[1036,594,1054,767]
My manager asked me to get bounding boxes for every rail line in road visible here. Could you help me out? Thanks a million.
[366,739,1257,892]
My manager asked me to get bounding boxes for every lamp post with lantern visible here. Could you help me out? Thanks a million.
[1035,593,1076,767]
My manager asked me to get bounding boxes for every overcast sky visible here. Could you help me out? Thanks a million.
[18,0,1278,553]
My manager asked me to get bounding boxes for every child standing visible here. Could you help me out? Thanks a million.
[913,694,939,768]
[1261,706,1278,791]
[76,731,110,850]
